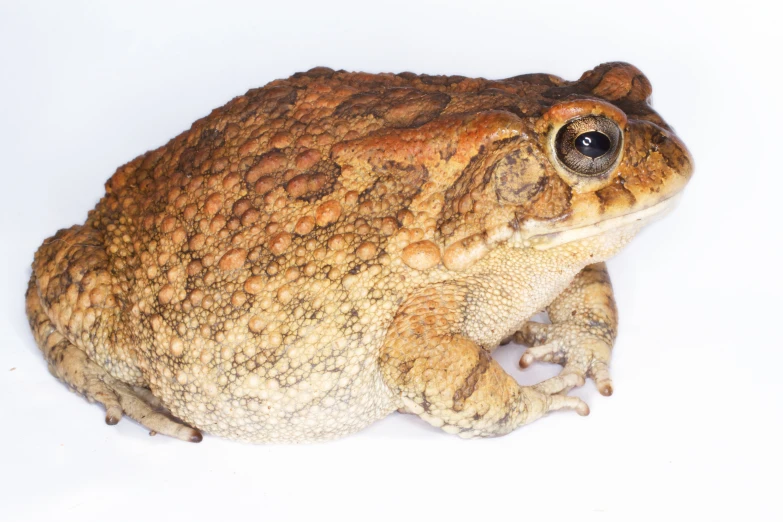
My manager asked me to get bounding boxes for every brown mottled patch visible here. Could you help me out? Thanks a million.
[595,181,636,213]
[492,146,548,205]
[522,175,572,220]
[452,348,492,412]
[247,151,287,183]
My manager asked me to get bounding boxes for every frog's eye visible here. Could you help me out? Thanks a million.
[554,116,622,176]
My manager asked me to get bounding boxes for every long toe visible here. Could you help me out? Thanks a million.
[533,372,585,395]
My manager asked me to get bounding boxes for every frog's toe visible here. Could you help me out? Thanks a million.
[547,393,590,417]
[589,360,613,397]
[532,371,584,395]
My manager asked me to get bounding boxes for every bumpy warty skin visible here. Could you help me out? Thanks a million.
[27,63,693,443]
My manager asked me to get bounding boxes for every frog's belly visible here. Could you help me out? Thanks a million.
[160,357,399,443]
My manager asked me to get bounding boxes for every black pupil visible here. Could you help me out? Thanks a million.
[574,131,611,158]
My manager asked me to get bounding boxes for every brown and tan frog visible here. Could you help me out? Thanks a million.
[26,62,693,443]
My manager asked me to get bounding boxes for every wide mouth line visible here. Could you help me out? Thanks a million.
[442,193,682,270]
[522,193,683,249]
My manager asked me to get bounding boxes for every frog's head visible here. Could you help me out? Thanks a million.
[436,62,693,270]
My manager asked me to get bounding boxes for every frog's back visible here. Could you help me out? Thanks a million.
[97,66,569,224]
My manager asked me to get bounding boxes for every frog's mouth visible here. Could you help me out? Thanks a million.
[441,193,682,271]
[522,192,682,250]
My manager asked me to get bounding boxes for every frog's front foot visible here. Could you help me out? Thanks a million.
[516,320,614,396]
[514,262,618,397]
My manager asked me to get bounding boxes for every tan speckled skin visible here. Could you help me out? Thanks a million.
[26,63,692,442]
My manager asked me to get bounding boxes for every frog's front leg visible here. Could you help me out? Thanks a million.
[515,262,618,396]
[379,286,588,438]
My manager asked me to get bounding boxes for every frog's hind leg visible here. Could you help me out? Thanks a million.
[110,381,203,442]
[26,271,202,442]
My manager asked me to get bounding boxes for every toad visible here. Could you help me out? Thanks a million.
[26,63,692,443]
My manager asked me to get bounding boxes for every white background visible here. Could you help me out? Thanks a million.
[1,1,780,520]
